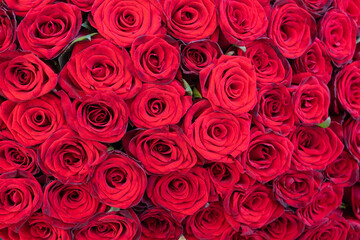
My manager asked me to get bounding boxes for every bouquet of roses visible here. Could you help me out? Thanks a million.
[0,0,359,239]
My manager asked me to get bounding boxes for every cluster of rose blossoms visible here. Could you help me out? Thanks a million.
[0,0,360,239]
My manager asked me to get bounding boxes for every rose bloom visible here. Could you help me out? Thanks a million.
[17,3,82,59]
[319,9,357,67]
[200,55,257,115]
[0,93,65,146]
[292,38,332,84]
[253,84,296,135]
[0,138,38,175]
[239,128,293,183]
[130,35,180,85]
[147,167,210,221]
[298,212,349,240]
[181,40,222,75]
[89,151,147,209]
[335,60,360,119]
[183,99,251,162]
[292,75,330,124]
[73,210,141,240]
[0,51,57,102]
[344,118,360,161]
[290,126,343,170]
[60,91,129,143]
[223,184,284,229]
[238,38,292,88]
[128,81,191,128]
[59,37,141,100]
[123,125,197,175]
[161,0,217,42]
[89,0,165,47]
[0,170,43,229]
[39,127,107,184]
[273,170,323,208]
[140,207,182,240]
[3,0,54,17]
[297,182,343,226]
[0,6,16,53]
[263,211,305,240]
[268,0,316,58]
[183,202,232,240]
[42,181,107,229]
[218,0,268,45]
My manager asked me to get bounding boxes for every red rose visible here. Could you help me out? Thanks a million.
[293,76,330,124]
[17,3,82,59]
[238,38,292,88]
[268,0,316,58]
[224,184,284,229]
[3,0,54,17]
[300,0,333,18]
[140,207,182,240]
[206,161,251,198]
[60,91,129,143]
[73,210,141,240]
[67,0,94,12]
[325,151,359,187]
[221,230,270,240]
[42,181,107,229]
[298,212,349,240]
[218,0,268,45]
[0,93,65,146]
[290,126,343,170]
[181,40,222,75]
[147,167,210,220]
[123,125,197,175]
[89,0,165,47]
[263,211,305,240]
[292,38,332,84]
[319,9,356,67]
[18,213,71,240]
[335,61,360,119]
[200,55,257,115]
[0,170,43,229]
[183,100,251,162]
[130,35,180,84]
[39,128,107,184]
[0,51,57,102]
[297,182,343,226]
[59,38,141,100]
[160,0,217,42]
[0,138,38,175]
[240,129,293,183]
[128,81,192,128]
[89,151,147,209]
[0,6,16,53]
[350,182,360,220]
[253,84,296,135]
[335,0,360,31]
[344,118,360,161]
[184,202,232,240]
[273,170,323,208]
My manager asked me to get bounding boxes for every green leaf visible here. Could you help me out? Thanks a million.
[71,32,98,44]
[357,37,360,44]
[340,203,346,209]
[317,116,331,128]
[81,21,94,31]
[234,45,246,53]
[107,145,114,151]
[58,33,98,69]
[182,79,193,96]
[193,88,202,99]
[108,207,121,212]
[225,50,235,56]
